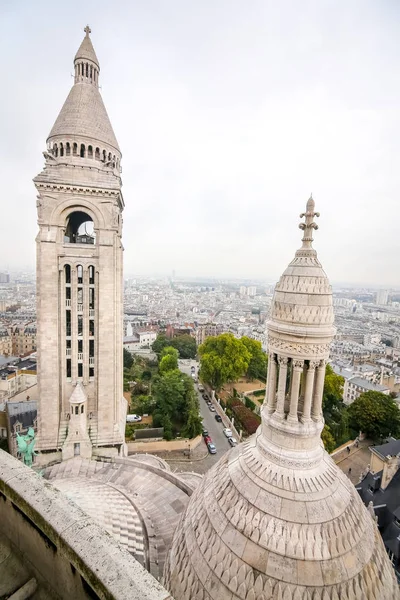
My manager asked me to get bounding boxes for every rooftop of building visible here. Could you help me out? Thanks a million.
[348,376,390,392]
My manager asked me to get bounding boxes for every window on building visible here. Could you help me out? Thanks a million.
[75,406,79,415]
[89,339,94,357]
[77,287,83,304]
[81,405,84,414]
[89,367,94,378]
[77,265,83,284]
[65,264,71,284]
[78,363,83,378]
[89,320,94,336]
[78,316,83,336]
[66,359,71,378]
[89,287,95,309]
[89,265,95,285]
[78,340,83,353]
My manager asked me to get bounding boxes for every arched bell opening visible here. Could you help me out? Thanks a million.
[64,211,96,244]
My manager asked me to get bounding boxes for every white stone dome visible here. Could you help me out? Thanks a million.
[163,197,400,600]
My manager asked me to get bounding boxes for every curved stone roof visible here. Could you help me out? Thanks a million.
[47,82,120,152]
[164,434,399,599]
[164,197,400,600]
[75,29,99,67]
[269,196,334,336]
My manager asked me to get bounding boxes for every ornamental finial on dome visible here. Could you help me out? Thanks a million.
[84,24,91,37]
[299,194,320,248]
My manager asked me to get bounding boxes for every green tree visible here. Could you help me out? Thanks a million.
[152,334,170,356]
[241,337,268,380]
[159,353,178,373]
[347,391,400,441]
[161,346,179,360]
[323,364,344,400]
[169,334,197,359]
[321,425,336,453]
[123,348,133,369]
[198,333,251,391]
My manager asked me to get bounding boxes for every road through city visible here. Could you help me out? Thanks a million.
[178,359,234,470]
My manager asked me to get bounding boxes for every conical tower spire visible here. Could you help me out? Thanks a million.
[74,25,100,87]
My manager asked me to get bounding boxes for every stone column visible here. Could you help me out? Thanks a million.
[301,361,318,422]
[300,362,307,399]
[274,356,288,418]
[266,353,277,413]
[311,359,327,421]
[287,359,304,423]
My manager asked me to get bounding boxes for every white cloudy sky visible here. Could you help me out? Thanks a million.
[1,0,400,286]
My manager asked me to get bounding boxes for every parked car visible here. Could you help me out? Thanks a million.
[202,394,208,400]
[214,414,222,422]
[202,429,209,437]
[126,414,142,423]
[204,436,212,445]
[228,437,237,447]
[191,366,195,372]
[223,428,233,437]
[198,385,205,392]
[207,442,217,454]
[209,405,216,412]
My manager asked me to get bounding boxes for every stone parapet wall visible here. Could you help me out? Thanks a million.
[0,450,173,600]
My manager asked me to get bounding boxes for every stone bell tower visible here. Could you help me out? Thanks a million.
[34,26,127,462]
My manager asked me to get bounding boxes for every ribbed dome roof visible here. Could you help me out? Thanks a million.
[47,82,120,152]
[164,435,399,600]
[163,197,400,600]
[269,196,334,335]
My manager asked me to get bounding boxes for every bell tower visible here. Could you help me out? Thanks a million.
[34,26,127,462]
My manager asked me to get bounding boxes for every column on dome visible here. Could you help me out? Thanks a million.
[287,359,304,423]
[311,359,327,421]
[265,352,278,413]
[274,356,288,418]
[301,361,318,422]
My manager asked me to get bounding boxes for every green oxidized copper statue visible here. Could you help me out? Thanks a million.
[16,427,37,467]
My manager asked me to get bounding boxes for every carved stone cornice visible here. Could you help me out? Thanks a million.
[268,336,331,357]
[35,182,120,198]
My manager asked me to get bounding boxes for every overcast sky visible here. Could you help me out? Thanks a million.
[1,0,400,286]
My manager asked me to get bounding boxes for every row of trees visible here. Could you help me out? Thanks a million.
[198,333,267,389]
[152,333,197,359]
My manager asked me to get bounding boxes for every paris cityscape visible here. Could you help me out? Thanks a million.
[1,2,400,599]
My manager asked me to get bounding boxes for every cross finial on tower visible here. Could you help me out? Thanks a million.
[84,25,91,37]
[299,195,320,248]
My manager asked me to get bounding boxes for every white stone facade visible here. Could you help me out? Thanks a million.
[34,28,126,462]
[164,198,400,599]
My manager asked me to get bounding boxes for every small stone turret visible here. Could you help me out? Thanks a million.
[62,383,92,460]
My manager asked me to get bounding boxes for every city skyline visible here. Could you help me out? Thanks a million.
[2,1,400,284]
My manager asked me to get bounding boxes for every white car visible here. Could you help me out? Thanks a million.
[223,428,232,437]
[126,414,142,423]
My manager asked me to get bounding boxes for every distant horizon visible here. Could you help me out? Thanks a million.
[1,266,400,292]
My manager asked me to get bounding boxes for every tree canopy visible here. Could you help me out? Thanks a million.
[241,337,268,380]
[123,347,133,370]
[159,352,179,374]
[198,333,252,390]
[152,333,197,359]
[347,391,400,441]
[152,370,202,440]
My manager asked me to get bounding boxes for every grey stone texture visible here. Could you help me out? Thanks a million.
[33,28,126,461]
[0,450,173,600]
[164,198,400,600]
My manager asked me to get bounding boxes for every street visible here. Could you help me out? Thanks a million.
[175,359,234,473]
